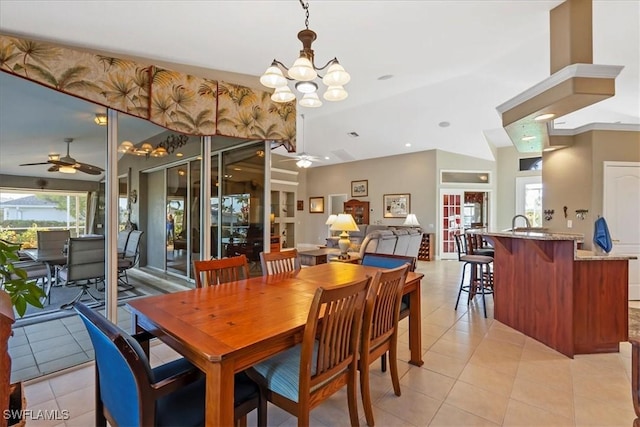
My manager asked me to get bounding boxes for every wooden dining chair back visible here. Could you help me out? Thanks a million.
[193,254,250,288]
[248,277,371,426]
[359,263,410,426]
[259,249,301,275]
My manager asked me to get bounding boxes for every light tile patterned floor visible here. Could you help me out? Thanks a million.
[18,260,636,426]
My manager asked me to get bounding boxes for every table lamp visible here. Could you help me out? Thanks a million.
[403,213,420,227]
[325,214,338,236]
[330,213,359,259]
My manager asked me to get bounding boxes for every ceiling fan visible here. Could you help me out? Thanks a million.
[19,138,104,175]
[280,114,322,168]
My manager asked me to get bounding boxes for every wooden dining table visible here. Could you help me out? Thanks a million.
[127,262,424,426]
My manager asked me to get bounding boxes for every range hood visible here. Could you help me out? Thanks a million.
[496,0,623,152]
[496,63,622,152]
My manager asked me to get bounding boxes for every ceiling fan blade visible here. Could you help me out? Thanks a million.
[48,165,60,172]
[49,158,76,167]
[75,162,104,175]
[20,162,50,166]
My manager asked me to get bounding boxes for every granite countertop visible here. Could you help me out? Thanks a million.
[575,249,638,261]
[479,230,585,241]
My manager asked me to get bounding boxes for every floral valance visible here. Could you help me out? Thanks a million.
[0,34,295,149]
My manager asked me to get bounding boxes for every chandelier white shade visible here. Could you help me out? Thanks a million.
[260,0,350,108]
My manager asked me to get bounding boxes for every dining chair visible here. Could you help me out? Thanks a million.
[359,263,410,426]
[259,249,301,276]
[118,230,143,288]
[193,254,250,288]
[73,302,266,427]
[247,277,371,427]
[361,252,415,372]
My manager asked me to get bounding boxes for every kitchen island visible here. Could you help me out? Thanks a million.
[482,230,635,358]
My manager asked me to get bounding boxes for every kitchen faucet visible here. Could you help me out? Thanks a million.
[511,214,531,230]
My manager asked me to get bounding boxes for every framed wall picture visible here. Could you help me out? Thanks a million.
[309,196,324,213]
[383,193,410,218]
[297,200,304,211]
[351,180,368,197]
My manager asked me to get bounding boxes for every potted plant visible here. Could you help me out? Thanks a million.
[1,240,46,427]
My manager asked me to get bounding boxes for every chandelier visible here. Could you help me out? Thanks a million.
[260,0,351,108]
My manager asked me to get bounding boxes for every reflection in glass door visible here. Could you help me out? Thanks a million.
[211,142,266,274]
[166,165,188,276]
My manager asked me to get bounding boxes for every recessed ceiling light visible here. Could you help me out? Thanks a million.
[405,143,411,147]
[347,131,359,138]
[377,74,394,81]
[438,121,450,128]
[324,156,330,160]
[522,136,536,141]
[534,113,555,121]
[176,153,183,157]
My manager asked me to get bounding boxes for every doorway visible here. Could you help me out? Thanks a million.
[604,161,640,299]
[439,189,491,260]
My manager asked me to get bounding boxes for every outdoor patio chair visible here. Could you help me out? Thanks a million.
[56,236,105,309]
[117,229,131,255]
[36,230,70,253]
[247,277,371,427]
[118,230,143,289]
[73,302,267,427]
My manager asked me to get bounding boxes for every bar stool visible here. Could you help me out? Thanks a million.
[454,233,494,318]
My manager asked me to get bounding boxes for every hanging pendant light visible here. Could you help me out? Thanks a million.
[260,0,350,108]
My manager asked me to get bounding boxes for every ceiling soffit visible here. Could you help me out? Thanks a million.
[0,33,296,151]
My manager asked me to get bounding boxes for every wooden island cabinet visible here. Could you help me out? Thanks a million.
[482,230,635,358]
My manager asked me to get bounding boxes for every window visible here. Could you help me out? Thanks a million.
[515,176,543,227]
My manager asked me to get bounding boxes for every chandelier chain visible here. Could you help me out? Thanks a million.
[299,0,310,29]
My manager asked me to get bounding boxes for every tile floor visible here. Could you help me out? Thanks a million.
[17,260,637,426]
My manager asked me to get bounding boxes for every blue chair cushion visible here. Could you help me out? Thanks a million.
[252,343,319,403]
[361,254,411,270]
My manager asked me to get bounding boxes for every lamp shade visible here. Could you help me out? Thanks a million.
[299,92,322,108]
[260,65,287,88]
[325,214,338,225]
[323,85,348,101]
[330,214,359,232]
[403,213,420,226]
[322,62,351,86]
[271,85,296,103]
[288,56,317,81]
[58,165,77,174]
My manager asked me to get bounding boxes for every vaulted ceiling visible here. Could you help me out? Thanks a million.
[0,0,638,179]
